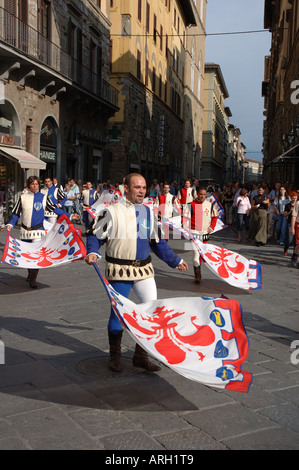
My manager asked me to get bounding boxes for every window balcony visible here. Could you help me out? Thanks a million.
[0,6,118,110]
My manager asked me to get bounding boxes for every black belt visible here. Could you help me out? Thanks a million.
[21,223,44,231]
[105,255,151,267]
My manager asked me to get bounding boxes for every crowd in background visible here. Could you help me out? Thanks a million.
[8,175,297,269]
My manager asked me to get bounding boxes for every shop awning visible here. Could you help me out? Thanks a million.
[268,143,299,165]
[0,146,46,170]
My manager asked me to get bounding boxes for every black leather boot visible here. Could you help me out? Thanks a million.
[29,269,39,289]
[108,330,123,372]
[133,343,161,372]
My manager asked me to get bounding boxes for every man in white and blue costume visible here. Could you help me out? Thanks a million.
[7,176,78,288]
[41,177,67,225]
[85,173,188,373]
[80,181,99,228]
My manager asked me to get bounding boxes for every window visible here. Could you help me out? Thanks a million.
[160,25,163,51]
[110,39,113,71]
[153,14,157,43]
[165,34,168,58]
[138,0,141,22]
[137,49,141,79]
[145,59,149,86]
[159,74,162,98]
[146,2,150,33]
[152,66,156,92]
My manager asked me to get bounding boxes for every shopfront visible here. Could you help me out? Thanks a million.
[0,98,46,221]
[39,117,59,183]
[0,147,46,222]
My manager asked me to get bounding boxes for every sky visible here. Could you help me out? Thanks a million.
[204,0,272,161]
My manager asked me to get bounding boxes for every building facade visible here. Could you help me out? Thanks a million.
[106,0,197,185]
[0,0,118,221]
[182,0,206,181]
[201,62,230,185]
[262,0,299,187]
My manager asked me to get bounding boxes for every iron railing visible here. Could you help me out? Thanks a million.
[0,6,118,107]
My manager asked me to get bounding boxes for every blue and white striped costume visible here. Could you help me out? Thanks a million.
[80,188,99,227]
[41,185,67,218]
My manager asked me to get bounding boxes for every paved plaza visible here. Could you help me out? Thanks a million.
[0,224,298,450]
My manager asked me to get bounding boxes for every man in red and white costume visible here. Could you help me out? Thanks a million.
[177,179,196,228]
[154,182,180,240]
[189,186,218,283]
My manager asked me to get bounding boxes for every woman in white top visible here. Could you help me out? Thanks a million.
[236,188,251,242]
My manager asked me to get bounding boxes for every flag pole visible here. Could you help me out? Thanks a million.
[92,262,110,295]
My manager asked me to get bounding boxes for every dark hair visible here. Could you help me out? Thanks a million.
[26,176,39,187]
[240,188,248,196]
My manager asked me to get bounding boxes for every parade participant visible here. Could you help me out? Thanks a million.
[6,176,79,288]
[85,173,188,373]
[189,187,218,283]
[118,177,126,196]
[80,181,99,229]
[176,179,196,228]
[290,198,299,268]
[154,183,180,240]
[176,179,196,205]
[41,177,67,224]
[53,178,63,191]
[154,183,179,219]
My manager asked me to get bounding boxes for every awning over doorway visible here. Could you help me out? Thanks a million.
[0,146,47,170]
[268,143,299,165]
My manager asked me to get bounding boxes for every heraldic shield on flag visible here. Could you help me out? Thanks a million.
[93,263,252,393]
[2,214,87,269]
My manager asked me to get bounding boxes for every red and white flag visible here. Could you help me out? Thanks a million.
[93,263,252,393]
[86,189,122,218]
[2,214,86,269]
[161,217,263,290]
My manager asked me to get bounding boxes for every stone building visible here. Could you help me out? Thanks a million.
[0,0,118,220]
[106,0,197,185]
[182,0,206,181]
[201,62,229,184]
[262,0,299,187]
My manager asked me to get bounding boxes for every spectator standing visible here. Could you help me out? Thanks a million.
[250,186,269,246]
[62,183,76,214]
[290,199,299,268]
[236,188,251,242]
[223,186,234,225]
[268,182,281,239]
[283,191,298,256]
[273,186,290,245]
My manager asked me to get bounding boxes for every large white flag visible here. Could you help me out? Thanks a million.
[2,214,86,269]
[161,217,263,290]
[93,263,252,393]
[86,189,122,218]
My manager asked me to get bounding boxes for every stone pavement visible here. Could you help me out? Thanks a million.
[0,224,298,451]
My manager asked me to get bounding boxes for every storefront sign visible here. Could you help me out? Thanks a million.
[1,134,15,146]
[40,149,56,162]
